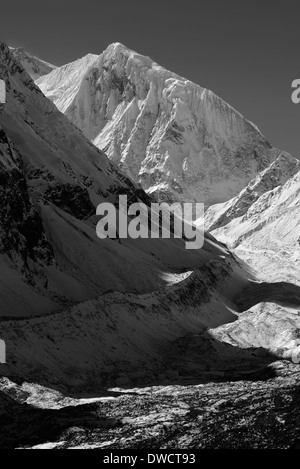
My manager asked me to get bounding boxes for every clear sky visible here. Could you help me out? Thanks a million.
[1,0,299,157]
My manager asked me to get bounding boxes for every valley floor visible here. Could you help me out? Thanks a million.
[1,361,300,449]
[1,240,300,449]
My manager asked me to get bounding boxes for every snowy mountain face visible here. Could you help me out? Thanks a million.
[9,47,56,80]
[37,43,280,207]
[199,152,300,365]
[203,151,300,232]
[206,152,300,254]
[211,163,300,271]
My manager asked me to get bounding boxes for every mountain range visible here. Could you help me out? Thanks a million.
[0,41,300,448]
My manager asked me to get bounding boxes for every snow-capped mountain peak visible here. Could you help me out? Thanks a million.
[37,43,280,207]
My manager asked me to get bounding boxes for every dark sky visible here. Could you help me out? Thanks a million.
[2,0,299,157]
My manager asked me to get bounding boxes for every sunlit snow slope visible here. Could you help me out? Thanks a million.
[198,152,300,365]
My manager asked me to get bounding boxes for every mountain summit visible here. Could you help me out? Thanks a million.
[37,42,280,206]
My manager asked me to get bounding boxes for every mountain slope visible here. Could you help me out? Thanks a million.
[0,41,248,319]
[0,43,189,316]
[36,53,98,112]
[209,160,300,254]
[197,155,300,370]
[202,146,300,286]
[9,47,56,79]
[3,252,300,390]
[37,42,279,206]
[211,166,300,289]
[203,152,300,232]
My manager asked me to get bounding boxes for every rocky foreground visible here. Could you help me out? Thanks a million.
[1,360,300,449]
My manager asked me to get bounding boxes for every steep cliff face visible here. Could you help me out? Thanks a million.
[9,47,56,79]
[37,42,279,206]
